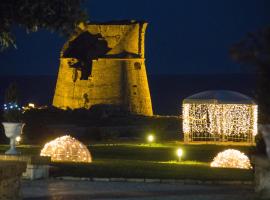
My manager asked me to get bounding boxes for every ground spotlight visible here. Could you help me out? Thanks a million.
[147,134,155,144]
[176,148,183,162]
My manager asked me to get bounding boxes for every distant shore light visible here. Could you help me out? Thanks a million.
[28,103,35,108]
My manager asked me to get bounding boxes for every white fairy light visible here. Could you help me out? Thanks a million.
[183,103,257,143]
[252,105,258,136]
[40,135,92,163]
[210,149,252,169]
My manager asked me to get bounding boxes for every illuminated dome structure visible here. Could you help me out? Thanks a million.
[210,149,252,169]
[182,90,257,144]
[40,135,92,163]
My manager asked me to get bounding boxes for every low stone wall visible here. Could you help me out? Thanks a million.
[0,161,26,200]
[254,156,270,199]
[55,176,253,185]
[0,155,50,180]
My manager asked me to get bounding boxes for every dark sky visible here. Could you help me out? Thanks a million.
[0,0,270,75]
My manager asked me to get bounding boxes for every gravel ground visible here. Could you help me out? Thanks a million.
[22,179,256,200]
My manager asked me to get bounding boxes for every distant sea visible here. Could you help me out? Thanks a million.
[0,74,256,115]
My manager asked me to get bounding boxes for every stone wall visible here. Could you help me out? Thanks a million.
[254,156,270,199]
[0,161,26,200]
[53,21,153,116]
[0,155,50,180]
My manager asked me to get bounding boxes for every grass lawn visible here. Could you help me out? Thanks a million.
[89,142,255,162]
[50,159,253,181]
[0,142,255,181]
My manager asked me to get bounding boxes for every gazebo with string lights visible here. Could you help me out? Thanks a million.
[182,90,257,144]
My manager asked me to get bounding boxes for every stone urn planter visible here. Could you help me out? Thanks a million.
[2,122,24,155]
[259,124,270,159]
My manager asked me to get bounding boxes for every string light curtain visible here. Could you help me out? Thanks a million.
[183,90,257,144]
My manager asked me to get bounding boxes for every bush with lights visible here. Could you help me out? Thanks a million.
[210,149,252,169]
[40,135,92,163]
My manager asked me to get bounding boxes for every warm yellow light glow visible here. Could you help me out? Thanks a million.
[147,134,154,143]
[183,103,257,143]
[176,148,183,162]
[176,148,183,157]
[28,103,35,108]
[15,136,21,142]
[40,135,92,163]
[210,149,252,169]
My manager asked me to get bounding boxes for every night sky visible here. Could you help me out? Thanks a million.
[0,0,270,76]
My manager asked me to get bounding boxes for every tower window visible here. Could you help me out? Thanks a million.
[134,62,141,70]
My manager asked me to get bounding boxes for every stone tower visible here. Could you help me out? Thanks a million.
[53,21,153,116]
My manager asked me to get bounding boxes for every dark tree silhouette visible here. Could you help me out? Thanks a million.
[230,27,270,123]
[0,0,87,50]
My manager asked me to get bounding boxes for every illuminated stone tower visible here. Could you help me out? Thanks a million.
[53,20,153,116]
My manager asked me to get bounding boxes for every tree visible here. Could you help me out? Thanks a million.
[0,0,88,50]
[230,27,270,123]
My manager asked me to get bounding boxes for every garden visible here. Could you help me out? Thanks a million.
[0,83,261,183]
[1,1,270,199]
[0,141,255,181]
